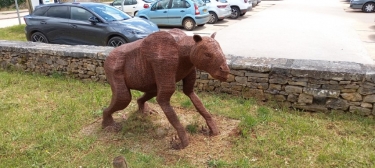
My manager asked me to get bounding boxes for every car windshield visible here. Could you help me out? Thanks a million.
[83,4,132,21]
[191,0,205,7]
[144,0,156,3]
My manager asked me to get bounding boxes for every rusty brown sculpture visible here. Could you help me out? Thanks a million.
[102,29,230,149]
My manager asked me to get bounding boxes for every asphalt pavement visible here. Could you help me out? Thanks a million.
[215,0,375,65]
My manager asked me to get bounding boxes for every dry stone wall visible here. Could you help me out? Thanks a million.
[2,40,375,115]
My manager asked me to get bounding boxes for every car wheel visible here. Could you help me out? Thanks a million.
[208,11,218,24]
[183,18,196,31]
[362,2,375,13]
[31,32,49,43]
[107,36,126,47]
[229,6,240,19]
[134,11,138,16]
[240,12,246,16]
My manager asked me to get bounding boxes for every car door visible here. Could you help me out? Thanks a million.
[69,6,108,45]
[112,0,137,16]
[42,6,72,44]
[123,0,138,16]
[148,0,171,25]
[168,0,189,25]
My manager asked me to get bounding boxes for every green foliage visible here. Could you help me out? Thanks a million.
[0,0,26,8]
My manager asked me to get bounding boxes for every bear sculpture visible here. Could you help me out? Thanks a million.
[102,29,230,149]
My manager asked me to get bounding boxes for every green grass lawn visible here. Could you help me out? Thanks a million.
[1,24,375,167]
[1,70,375,167]
[0,24,27,41]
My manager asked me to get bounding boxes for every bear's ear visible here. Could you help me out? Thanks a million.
[211,32,216,39]
[193,35,202,43]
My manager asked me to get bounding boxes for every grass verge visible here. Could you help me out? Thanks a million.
[1,70,375,167]
[0,24,27,41]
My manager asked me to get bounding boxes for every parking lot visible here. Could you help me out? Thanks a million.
[1,0,374,64]
[159,0,375,65]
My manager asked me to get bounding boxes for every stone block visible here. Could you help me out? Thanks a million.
[243,89,265,100]
[339,81,351,85]
[326,98,349,110]
[303,88,340,98]
[363,95,375,103]
[288,81,307,86]
[285,86,303,93]
[287,94,298,102]
[200,73,209,80]
[245,72,269,78]
[340,93,362,102]
[227,74,235,82]
[230,70,245,76]
[361,103,372,108]
[269,76,288,84]
[340,89,357,93]
[235,76,248,84]
[349,106,372,116]
[256,78,268,83]
[298,93,313,104]
[345,84,359,89]
[275,95,286,102]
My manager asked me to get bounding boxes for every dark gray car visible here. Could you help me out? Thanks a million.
[350,0,375,13]
[24,2,159,47]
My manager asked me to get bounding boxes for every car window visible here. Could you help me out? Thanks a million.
[171,0,188,8]
[33,6,49,16]
[85,5,132,21]
[113,0,122,5]
[45,6,69,19]
[71,7,93,21]
[191,0,204,7]
[152,0,170,10]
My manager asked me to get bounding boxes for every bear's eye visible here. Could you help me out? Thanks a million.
[205,53,212,58]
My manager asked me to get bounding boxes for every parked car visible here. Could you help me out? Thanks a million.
[203,0,231,24]
[350,0,375,13]
[110,0,155,16]
[225,0,251,19]
[136,0,210,30]
[250,0,257,7]
[24,2,159,47]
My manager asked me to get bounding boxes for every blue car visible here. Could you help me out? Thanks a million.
[135,0,210,30]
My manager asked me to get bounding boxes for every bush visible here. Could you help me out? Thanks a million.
[0,0,26,8]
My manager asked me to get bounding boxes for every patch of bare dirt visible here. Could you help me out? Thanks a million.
[80,102,240,167]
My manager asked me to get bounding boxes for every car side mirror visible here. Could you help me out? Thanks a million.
[88,16,99,24]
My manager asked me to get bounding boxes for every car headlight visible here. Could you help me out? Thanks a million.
[124,29,148,38]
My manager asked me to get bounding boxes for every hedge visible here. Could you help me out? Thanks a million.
[0,0,26,8]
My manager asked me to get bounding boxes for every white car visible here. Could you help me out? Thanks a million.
[110,0,155,16]
[203,0,231,24]
[225,0,252,19]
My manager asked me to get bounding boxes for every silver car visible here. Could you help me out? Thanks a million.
[350,0,375,13]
